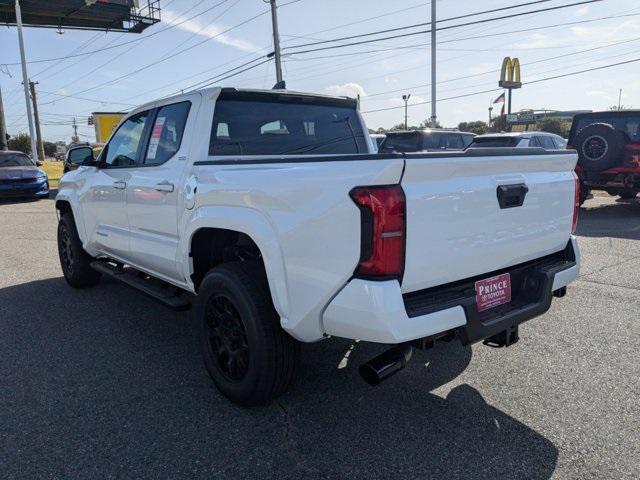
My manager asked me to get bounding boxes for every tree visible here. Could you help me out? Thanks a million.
[7,133,31,154]
[609,105,633,111]
[488,115,509,133]
[535,117,571,137]
[43,141,57,158]
[458,121,489,135]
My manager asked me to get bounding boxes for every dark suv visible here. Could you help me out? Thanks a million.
[568,111,640,203]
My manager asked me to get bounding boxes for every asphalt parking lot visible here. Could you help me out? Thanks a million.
[1,192,638,479]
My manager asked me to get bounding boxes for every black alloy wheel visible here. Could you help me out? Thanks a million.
[205,295,250,382]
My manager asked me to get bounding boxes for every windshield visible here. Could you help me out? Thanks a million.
[210,97,368,156]
[572,114,640,143]
[0,154,34,167]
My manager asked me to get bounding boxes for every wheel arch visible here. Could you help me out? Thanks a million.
[183,206,289,318]
[55,193,88,245]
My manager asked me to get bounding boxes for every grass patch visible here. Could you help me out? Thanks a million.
[41,160,64,189]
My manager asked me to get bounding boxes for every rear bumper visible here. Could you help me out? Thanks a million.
[323,236,579,344]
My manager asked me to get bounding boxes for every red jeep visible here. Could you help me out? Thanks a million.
[568,111,640,204]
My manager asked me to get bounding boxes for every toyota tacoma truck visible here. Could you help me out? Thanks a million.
[56,87,581,406]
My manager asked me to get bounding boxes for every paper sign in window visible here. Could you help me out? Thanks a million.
[147,116,166,160]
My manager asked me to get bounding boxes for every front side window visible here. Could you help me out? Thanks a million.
[210,97,368,156]
[144,101,191,166]
[103,111,150,167]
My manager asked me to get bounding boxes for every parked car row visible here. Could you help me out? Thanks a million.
[370,112,640,205]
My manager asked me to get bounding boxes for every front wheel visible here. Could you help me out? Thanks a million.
[198,261,300,406]
[57,213,101,288]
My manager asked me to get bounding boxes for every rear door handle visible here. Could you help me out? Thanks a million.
[113,180,127,190]
[154,181,174,193]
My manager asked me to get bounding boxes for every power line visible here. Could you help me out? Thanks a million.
[0,0,221,66]
[361,56,640,114]
[281,0,601,53]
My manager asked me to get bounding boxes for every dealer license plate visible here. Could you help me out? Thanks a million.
[475,273,511,312]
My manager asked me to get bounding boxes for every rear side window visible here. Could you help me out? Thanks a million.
[537,136,556,150]
[144,101,190,165]
[380,132,421,153]
[210,98,368,156]
[469,137,518,148]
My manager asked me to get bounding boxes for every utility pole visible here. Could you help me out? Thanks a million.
[269,0,283,84]
[29,81,45,160]
[402,94,411,130]
[15,0,39,161]
[618,88,622,110]
[430,0,437,128]
[488,105,493,126]
[0,82,7,150]
[72,117,79,142]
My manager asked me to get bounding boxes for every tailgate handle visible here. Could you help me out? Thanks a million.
[497,183,528,209]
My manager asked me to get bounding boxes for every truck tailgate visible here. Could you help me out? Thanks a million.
[400,149,578,293]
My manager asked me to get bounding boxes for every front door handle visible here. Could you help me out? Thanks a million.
[113,180,127,190]
[154,181,175,193]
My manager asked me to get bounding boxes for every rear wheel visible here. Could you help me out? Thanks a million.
[198,261,299,406]
[57,213,101,288]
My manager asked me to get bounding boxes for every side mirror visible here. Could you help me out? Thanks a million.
[36,159,43,167]
[67,146,95,167]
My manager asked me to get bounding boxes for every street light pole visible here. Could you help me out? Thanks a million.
[430,0,437,128]
[402,94,411,130]
[0,82,7,150]
[269,0,283,84]
[15,0,39,161]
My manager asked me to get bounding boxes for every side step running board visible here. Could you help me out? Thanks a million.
[91,261,194,311]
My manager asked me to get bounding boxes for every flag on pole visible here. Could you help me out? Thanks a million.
[493,93,506,115]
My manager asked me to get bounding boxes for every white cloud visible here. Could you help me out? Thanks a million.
[162,9,259,53]
[575,6,590,17]
[324,82,367,98]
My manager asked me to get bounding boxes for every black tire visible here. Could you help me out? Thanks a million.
[618,189,637,199]
[57,213,101,288]
[198,261,299,406]
[574,123,626,172]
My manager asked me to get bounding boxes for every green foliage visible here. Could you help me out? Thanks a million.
[43,141,57,158]
[488,115,509,133]
[458,121,489,135]
[535,117,571,137]
[7,133,31,154]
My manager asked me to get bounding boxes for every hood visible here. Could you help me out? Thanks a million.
[0,166,43,180]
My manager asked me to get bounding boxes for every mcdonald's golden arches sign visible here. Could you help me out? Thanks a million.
[499,57,522,89]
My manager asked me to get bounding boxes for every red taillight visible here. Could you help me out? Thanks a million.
[350,185,406,279]
[572,172,580,233]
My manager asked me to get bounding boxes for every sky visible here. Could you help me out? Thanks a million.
[1,0,640,143]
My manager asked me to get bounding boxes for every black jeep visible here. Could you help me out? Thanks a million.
[568,111,640,204]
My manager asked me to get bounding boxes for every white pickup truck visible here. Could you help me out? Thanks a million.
[56,87,580,405]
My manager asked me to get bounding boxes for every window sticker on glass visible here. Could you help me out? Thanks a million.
[147,116,166,160]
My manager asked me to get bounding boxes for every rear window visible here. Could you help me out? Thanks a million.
[571,114,640,143]
[468,137,519,148]
[209,96,368,156]
[379,132,421,153]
